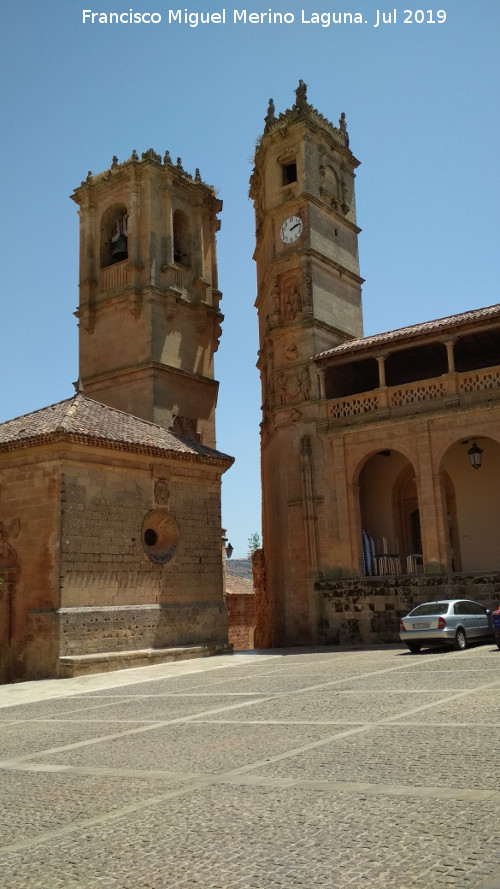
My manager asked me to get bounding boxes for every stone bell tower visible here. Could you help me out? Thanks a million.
[72,149,224,448]
[250,82,364,645]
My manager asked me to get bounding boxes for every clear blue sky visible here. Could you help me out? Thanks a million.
[1,2,499,557]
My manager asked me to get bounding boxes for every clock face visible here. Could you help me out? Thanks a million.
[280,215,303,244]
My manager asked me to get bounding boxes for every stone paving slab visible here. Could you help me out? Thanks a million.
[0,770,185,847]
[0,784,498,889]
[249,723,500,791]
[336,669,500,691]
[398,691,500,724]
[195,690,447,723]
[0,719,126,761]
[0,694,266,725]
[30,721,342,774]
[0,645,499,889]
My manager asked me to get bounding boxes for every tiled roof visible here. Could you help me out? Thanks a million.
[315,303,500,362]
[225,574,254,595]
[0,394,233,466]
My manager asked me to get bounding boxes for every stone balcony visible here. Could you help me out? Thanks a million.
[324,364,500,426]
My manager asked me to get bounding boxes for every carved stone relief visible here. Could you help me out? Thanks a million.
[0,521,18,565]
[170,415,200,442]
[273,366,311,406]
[281,273,302,321]
[154,479,170,505]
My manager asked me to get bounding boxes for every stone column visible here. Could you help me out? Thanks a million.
[318,369,326,400]
[414,424,452,573]
[329,435,359,575]
[444,340,456,373]
[376,355,387,388]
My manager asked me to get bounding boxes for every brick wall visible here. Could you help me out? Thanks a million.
[226,593,255,650]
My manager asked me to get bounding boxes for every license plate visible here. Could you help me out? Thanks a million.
[413,622,430,629]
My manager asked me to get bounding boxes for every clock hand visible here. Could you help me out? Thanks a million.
[290,222,301,230]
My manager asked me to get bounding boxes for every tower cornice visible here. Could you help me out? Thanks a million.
[71,149,221,214]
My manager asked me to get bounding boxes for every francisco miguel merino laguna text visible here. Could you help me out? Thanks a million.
[82,9,366,25]
[82,8,448,26]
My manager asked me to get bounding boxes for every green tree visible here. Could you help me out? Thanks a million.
[247,532,261,556]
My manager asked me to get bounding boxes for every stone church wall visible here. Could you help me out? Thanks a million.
[59,454,228,656]
[0,453,62,680]
[0,443,229,681]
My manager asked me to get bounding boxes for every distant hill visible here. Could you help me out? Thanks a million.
[226,558,253,579]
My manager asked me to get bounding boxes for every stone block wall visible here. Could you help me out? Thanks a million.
[0,442,229,681]
[60,458,226,610]
[58,451,229,657]
[0,454,61,680]
[226,593,255,650]
[59,602,228,655]
[317,574,500,646]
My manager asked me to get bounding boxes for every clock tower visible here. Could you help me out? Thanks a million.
[72,150,223,448]
[250,82,364,644]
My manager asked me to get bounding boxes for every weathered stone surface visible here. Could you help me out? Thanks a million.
[0,646,498,888]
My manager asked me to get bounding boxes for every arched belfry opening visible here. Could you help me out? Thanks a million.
[173,209,191,266]
[100,204,128,268]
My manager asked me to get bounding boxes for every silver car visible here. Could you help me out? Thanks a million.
[399,599,493,653]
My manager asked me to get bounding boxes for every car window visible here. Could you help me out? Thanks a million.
[465,601,485,615]
[454,602,467,615]
[410,603,449,616]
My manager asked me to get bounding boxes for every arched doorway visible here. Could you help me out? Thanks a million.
[359,450,419,575]
[441,436,500,572]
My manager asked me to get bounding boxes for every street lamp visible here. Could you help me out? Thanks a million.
[467,440,483,470]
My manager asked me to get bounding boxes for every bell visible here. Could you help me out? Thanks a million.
[111,234,127,259]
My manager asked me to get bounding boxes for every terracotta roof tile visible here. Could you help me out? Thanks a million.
[0,394,233,465]
[225,574,254,595]
[315,303,500,362]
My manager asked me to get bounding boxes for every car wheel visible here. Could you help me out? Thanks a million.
[407,642,421,653]
[454,628,468,651]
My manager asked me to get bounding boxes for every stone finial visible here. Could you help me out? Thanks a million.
[142,148,161,162]
[176,157,183,170]
[264,98,277,133]
[111,155,118,169]
[339,112,350,147]
[195,168,201,182]
[295,79,307,110]
[163,150,172,165]
[86,171,92,183]
[131,149,139,161]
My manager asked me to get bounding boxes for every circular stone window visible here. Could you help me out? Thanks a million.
[141,510,180,563]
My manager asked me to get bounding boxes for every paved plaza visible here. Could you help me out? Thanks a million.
[0,644,499,889]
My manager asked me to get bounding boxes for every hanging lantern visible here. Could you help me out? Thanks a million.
[467,441,483,470]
